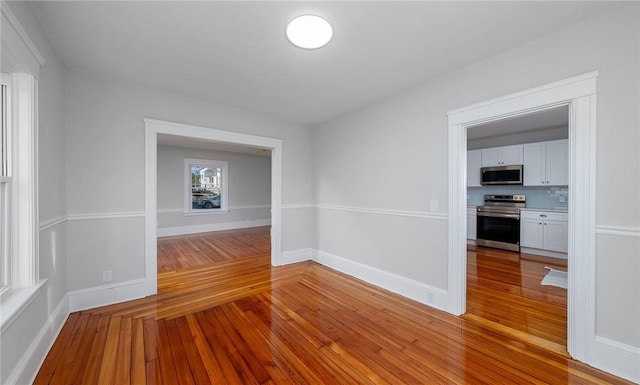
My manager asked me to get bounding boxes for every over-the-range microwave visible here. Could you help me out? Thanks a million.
[480,165,523,185]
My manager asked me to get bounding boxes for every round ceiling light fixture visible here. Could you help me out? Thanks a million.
[286,15,333,49]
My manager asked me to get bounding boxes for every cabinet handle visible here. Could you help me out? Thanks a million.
[540,214,547,218]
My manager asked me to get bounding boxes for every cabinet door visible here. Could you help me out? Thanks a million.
[520,218,543,248]
[467,213,477,240]
[545,139,568,186]
[481,147,500,167]
[523,142,546,186]
[467,150,482,187]
[543,220,568,252]
[500,144,524,165]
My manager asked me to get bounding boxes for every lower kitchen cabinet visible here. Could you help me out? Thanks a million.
[467,207,477,241]
[520,210,568,256]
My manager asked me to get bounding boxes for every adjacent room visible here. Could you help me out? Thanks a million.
[1,2,638,384]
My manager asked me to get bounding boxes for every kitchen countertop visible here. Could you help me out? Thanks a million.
[520,207,568,212]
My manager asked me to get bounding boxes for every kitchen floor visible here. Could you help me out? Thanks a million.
[464,245,568,354]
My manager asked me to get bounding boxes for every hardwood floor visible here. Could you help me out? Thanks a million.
[157,226,271,272]
[34,230,632,384]
[465,245,569,354]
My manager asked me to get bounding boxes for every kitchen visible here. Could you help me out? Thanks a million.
[466,106,569,259]
[464,106,570,350]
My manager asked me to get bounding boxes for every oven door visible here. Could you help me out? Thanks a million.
[476,212,520,251]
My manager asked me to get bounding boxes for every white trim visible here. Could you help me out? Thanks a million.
[591,337,640,383]
[447,71,599,123]
[68,278,148,312]
[0,278,46,334]
[520,247,567,260]
[282,203,313,210]
[157,219,271,237]
[315,204,449,220]
[0,3,44,77]
[145,118,284,296]
[38,215,67,231]
[7,294,69,385]
[184,157,228,213]
[67,211,146,221]
[158,205,271,214]
[279,248,313,265]
[313,249,448,312]
[447,72,601,368]
[9,72,39,289]
[229,204,271,210]
[595,225,640,238]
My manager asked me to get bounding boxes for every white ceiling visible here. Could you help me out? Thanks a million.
[468,106,569,141]
[29,1,621,127]
[157,134,271,157]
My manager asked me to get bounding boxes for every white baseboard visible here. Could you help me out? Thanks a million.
[157,219,271,237]
[68,278,148,312]
[7,294,69,385]
[312,249,448,312]
[520,247,567,260]
[278,248,312,265]
[592,336,640,383]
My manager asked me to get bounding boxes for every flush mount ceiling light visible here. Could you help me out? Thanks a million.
[286,15,333,49]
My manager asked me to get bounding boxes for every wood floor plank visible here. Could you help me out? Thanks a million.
[35,228,634,385]
[97,316,121,385]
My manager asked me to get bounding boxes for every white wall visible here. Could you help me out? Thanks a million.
[65,67,312,292]
[157,145,271,235]
[1,2,68,384]
[312,2,639,356]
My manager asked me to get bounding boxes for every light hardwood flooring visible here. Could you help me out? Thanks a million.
[157,226,271,272]
[34,229,632,384]
[465,244,568,354]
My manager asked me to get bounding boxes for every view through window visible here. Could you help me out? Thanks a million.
[185,158,228,213]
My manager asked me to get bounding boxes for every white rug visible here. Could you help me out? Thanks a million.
[541,267,568,289]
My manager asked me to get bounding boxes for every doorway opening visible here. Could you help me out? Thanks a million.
[144,118,283,295]
[464,106,570,353]
[446,71,598,363]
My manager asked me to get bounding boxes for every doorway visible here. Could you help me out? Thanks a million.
[464,106,570,351]
[144,118,283,295]
[446,71,598,363]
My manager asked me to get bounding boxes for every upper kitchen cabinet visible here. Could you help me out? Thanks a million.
[523,139,568,186]
[467,149,482,187]
[481,144,523,167]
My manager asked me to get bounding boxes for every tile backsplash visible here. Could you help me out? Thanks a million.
[467,185,568,210]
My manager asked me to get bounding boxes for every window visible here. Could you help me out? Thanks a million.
[1,73,10,295]
[184,158,228,213]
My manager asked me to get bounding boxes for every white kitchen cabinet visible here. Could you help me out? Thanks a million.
[520,210,568,255]
[467,207,477,241]
[523,139,568,186]
[467,150,482,187]
[481,144,523,167]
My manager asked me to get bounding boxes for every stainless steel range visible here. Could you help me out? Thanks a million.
[476,194,526,252]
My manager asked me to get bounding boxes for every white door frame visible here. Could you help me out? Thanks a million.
[144,118,283,295]
[446,71,598,363]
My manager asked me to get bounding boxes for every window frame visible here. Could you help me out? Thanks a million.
[1,73,11,296]
[183,158,229,215]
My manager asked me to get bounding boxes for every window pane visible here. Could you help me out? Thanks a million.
[0,181,9,292]
[191,165,222,210]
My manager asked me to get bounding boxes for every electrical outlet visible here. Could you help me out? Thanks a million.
[430,200,438,212]
[426,291,435,303]
[102,270,113,283]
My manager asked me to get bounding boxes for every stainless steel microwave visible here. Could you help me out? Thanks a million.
[480,165,523,185]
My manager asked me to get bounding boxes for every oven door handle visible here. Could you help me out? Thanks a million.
[477,212,520,219]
